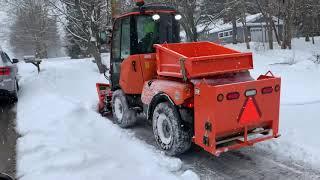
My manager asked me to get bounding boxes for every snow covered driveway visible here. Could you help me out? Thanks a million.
[16,59,198,180]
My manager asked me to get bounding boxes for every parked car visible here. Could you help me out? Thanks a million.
[0,50,19,102]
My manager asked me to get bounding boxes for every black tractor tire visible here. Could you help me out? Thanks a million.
[152,102,192,156]
[112,89,137,128]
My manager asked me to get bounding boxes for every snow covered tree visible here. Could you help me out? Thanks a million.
[7,0,61,59]
[49,0,112,73]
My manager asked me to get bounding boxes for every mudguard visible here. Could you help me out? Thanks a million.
[141,79,193,106]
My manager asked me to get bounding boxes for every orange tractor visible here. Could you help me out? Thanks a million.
[97,1,281,156]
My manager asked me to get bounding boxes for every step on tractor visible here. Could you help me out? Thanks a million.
[96,0,281,156]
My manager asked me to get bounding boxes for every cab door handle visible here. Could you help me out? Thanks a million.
[132,61,137,72]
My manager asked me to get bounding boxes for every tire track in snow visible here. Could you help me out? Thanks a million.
[282,100,320,106]
[129,118,320,180]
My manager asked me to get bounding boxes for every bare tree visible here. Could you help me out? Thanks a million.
[49,0,111,73]
[281,0,298,49]
[239,0,250,49]
[254,0,278,49]
[225,0,238,44]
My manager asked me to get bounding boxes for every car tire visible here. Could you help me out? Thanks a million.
[112,89,137,128]
[152,102,192,156]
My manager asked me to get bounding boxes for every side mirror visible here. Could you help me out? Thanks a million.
[12,59,19,64]
[99,27,112,45]
[23,55,36,63]
[0,173,14,180]
[100,31,111,45]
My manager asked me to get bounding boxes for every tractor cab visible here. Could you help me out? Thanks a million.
[109,2,181,90]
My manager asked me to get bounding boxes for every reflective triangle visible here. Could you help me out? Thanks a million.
[239,97,261,125]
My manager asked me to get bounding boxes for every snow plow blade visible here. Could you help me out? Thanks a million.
[96,83,112,115]
[193,73,281,156]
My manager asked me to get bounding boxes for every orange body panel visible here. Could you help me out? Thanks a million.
[139,54,157,83]
[120,54,157,94]
[120,55,145,94]
[193,75,281,155]
[141,79,193,106]
[155,42,253,79]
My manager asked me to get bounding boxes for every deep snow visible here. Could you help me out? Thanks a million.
[16,58,199,180]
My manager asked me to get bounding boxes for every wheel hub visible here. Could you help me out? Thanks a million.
[114,98,123,121]
[157,114,172,145]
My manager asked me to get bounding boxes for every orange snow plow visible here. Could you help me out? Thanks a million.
[97,1,281,156]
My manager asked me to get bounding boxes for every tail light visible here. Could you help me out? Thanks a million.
[227,92,240,100]
[0,67,10,76]
[262,87,273,94]
[275,85,280,92]
[183,98,194,108]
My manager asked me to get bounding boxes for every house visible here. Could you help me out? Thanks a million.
[198,13,283,44]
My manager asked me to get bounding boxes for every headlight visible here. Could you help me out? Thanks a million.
[152,14,160,21]
[175,14,182,21]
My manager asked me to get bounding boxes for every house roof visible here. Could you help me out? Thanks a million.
[198,13,283,34]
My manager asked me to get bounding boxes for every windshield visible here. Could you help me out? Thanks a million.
[134,13,180,54]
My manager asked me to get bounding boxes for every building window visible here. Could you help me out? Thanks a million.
[219,30,233,39]
[251,28,262,32]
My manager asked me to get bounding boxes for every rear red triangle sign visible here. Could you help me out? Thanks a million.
[239,97,261,125]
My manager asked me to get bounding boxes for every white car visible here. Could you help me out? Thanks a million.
[0,50,19,102]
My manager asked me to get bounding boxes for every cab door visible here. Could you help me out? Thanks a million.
[110,16,145,94]
[110,18,122,90]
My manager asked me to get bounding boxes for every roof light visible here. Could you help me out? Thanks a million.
[175,14,182,21]
[152,14,160,21]
[135,0,145,7]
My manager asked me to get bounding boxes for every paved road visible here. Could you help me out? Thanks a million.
[129,119,320,180]
[0,101,17,177]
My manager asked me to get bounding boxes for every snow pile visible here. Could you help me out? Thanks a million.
[16,59,198,180]
[228,37,320,168]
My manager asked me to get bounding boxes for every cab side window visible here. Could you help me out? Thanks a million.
[112,20,121,60]
[120,17,131,59]
[112,17,131,61]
